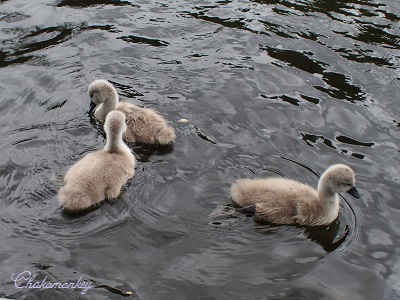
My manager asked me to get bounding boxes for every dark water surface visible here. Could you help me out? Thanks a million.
[0,0,399,299]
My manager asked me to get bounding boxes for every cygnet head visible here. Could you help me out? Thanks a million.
[104,110,127,138]
[87,79,118,115]
[319,164,360,198]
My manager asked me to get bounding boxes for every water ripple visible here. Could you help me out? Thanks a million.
[0,25,74,68]
[260,93,320,106]
[118,35,169,47]
[300,131,374,159]
[0,11,30,23]
[108,80,144,98]
[333,46,396,68]
[260,45,366,102]
[55,0,140,8]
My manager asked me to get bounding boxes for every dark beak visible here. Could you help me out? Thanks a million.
[347,186,360,199]
[86,101,97,115]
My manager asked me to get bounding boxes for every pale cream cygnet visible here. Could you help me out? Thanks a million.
[58,111,136,212]
[230,164,360,226]
[87,79,175,145]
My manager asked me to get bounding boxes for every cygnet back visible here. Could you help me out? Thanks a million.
[58,111,135,212]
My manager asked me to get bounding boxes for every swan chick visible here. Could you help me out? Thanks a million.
[58,111,136,212]
[87,79,175,145]
[230,164,360,226]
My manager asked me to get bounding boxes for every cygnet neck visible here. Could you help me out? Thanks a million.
[317,170,340,215]
[95,88,119,121]
[104,128,126,154]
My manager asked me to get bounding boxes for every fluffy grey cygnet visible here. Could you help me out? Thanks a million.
[87,79,175,145]
[230,164,360,226]
[58,111,136,212]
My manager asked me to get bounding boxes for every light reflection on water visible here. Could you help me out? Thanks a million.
[0,0,399,299]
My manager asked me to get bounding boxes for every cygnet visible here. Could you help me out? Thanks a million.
[230,164,360,226]
[58,111,136,212]
[87,79,175,145]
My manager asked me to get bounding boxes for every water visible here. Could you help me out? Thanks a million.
[0,0,399,299]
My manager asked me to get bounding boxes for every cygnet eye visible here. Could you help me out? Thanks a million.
[90,93,94,98]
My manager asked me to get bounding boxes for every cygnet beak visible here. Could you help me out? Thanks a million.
[347,186,360,199]
[86,101,97,115]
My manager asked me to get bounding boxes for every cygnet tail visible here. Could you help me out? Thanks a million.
[156,126,176,145]
[58,187,96,212]
[230,180,250,207]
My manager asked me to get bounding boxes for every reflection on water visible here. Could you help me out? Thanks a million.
[0,0,399,299]
[55,0,140,8]
[260,45,367,102]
